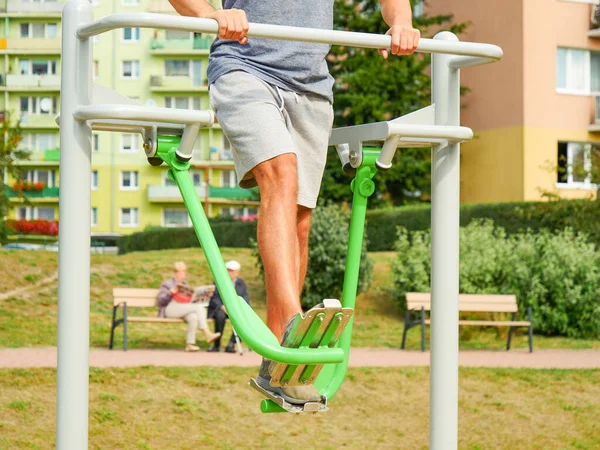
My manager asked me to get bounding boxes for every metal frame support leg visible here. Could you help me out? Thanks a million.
[420,306,426,352]
[109,306,118,350]
[430,31,461,450]
[123,303,129,351]
[401,310,410,349]
[56,1,93,449]
[506,312,516,351]
[528,307,534,353]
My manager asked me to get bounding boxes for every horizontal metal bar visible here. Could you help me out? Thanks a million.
[448,55,497,70]
[388,124,473,142]
[77,13,503,63]
[72,104,214,126]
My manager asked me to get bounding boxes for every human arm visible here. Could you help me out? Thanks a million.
[167,0,249,44]
[157,279,176,308]
[378,0,420,58]
[236,279,250,305]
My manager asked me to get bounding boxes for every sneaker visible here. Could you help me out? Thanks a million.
[225,344,236,353]
[205,331,221,344]
[207,345,220,352]
[185,344,200,352]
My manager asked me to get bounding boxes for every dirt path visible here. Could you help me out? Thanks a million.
[0,272,58,301]
[1,347,599,369]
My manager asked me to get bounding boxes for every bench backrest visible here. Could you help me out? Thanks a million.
[405,292,518,313]
[113,288,159,307]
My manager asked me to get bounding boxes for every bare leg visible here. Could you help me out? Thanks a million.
[297,206,313,295]
[253,154,301,341]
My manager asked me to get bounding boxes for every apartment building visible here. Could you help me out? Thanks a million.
[427,0,600,203]
[3,0,258,235]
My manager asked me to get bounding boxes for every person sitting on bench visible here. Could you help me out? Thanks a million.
[207,260,250,353]
[157,261,221,352]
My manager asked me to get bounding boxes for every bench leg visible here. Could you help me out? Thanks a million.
[109,306,118,350]
[420,307,426,352]
[401,310,410,349]
[506,312,516,351]
[123,302,128,352]
[528,307,534,353]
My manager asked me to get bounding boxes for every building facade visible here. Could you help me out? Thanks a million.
[427,0,600,203]
[3,0,259,236]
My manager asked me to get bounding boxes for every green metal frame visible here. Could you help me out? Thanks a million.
[155,136,378,412]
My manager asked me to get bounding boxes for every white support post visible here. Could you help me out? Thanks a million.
[430,31,461,450]
[56,1,93,449]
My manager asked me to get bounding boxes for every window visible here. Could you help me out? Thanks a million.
[558,142,600,187]
[557,47,600,94]
[93,60,99,79]
[221,170,237,188]
[123,28,140,41]
[19,169,56,187]
[120,208,139,227]
[20,96,57,115]
[165,60,190,77]
[121,134,139,152]
[163,170,202,186]
[163,208,192,227]
[18,59,57,76]
[191,171,203,187]
[91,170,98,190]
[122,0,140,5]
[413,0,423,18]
[93,134,100,152]
[122,60,140,79]
[164,96,201,110]
[20,23,57,39]
[120,171,139,190]
[91,207,98,227]
[38,207,55,220]
[221,135,233,160]
[17,206,55,220]
[20,133,58,152]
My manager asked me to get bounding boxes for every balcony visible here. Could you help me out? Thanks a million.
[147,185,207,202]
[15,148,60,165]
[149,75,208,92]
[148,0,176,13]
[19,114,59,128]
[6,186,60,199]
[7,1,64,15]
[4,38,61,53]
[208,186,258,200]
[149,37,212,55]
[3,74,60,91]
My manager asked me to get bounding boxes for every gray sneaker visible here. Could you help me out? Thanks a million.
[255,311,322,405]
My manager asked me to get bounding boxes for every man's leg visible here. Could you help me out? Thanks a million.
[211,309,227,350]
[296,205,313,295]
[252,153,301,341]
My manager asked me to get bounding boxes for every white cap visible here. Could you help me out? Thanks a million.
[225,260,241,271]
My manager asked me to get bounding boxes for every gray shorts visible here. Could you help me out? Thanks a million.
[209,71,334,209]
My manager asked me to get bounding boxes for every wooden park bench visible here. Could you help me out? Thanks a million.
[109,287,242,353]
[400,292,533,352]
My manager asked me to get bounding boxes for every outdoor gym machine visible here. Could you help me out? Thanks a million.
[57,1,502,448]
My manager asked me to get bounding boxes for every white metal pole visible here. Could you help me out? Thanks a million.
[430,31,461,450]
[56,1,93,449]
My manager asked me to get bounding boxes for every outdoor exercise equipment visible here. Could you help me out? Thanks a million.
[57,0,502,448]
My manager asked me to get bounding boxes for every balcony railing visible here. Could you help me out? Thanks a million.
[149,75,207,91]
[6,186,60,198]
[6,38,61,52]
[6,74,60,89]
[208,186,258,200]
[149,37,212,52]
[7,1,65,14]
[148,185,207,202]
[20,114,60,128]
[15,148,60,163]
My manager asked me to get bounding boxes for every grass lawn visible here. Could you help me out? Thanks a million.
[0,248,598,351]
[0,366,599,449]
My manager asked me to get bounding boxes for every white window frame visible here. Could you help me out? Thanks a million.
[20,133,58,152]
[91,170,98,190]
[93,60,99,80]
[121,60,140,79]
[163,169,202,186]
[91,207,98,228]
[18,59,57,76]
[93,134,100,152]
[122,27,141,42]
[16,206,55,221]
[164,96,201,110]
[119,208,139,228]
[119,171,139,190]
[164,59,191,78]
[121,133,139,152]
[221,170,237,188]
[20,96,57,115]
[556,47,600,96]
[20,23,58,39]
[19,169,56,187]
[162,208,192,228]
[557,142,598,189]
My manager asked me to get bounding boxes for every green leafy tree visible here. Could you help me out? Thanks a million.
[322,0,468,206]
[0,113,28,243]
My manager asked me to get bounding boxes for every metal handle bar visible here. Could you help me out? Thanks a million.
[73,104,215,126]
[77,13,503,68]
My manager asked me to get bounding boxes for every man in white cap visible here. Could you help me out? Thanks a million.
[207,260,250,352]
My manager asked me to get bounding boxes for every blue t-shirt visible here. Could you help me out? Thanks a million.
[207,0,335,103]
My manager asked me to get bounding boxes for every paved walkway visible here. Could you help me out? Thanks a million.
[1,347,599,369]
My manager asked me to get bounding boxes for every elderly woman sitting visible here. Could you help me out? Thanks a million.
[158,261,221,352]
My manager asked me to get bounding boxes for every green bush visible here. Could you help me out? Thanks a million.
[252,204,373,310]
[118,219,257,254]
[392,220,600,338]
[366,199,600,251]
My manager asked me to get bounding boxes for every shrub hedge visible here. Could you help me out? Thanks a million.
[392,220,600,339]
[366,199,600,251]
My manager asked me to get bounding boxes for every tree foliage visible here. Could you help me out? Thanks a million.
[322,0,468,206]
[0,113,28,243]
